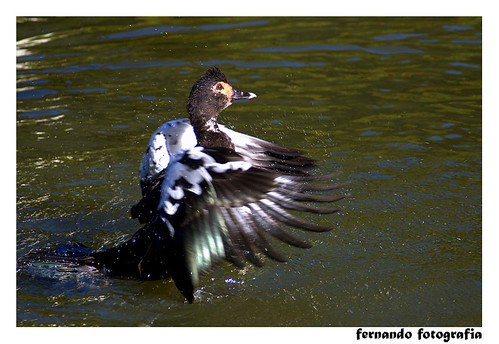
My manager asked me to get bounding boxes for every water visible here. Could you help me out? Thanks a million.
[17,17,481,326]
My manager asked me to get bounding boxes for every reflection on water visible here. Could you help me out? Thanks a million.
[17,17,481,326]
[102,20,270,39]
[253,44,424,54]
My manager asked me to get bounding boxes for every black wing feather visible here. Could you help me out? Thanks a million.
[126,143,348,302]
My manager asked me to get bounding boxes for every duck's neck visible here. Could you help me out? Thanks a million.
[190,114,234,150]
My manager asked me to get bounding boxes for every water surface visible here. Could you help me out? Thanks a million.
[17,17,481,326]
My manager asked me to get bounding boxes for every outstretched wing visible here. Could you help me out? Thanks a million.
[147,146,347,302]
[131,122,317,224]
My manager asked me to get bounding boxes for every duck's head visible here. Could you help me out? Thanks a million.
[187,66,256,121]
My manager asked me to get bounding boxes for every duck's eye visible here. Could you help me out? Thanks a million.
[216,83,224,90]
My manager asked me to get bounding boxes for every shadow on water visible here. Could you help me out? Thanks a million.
[17,17,481,326]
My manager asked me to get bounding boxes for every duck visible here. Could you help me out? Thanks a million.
[23,67,348,303]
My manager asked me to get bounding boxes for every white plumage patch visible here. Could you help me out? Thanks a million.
[140,119,197,181]
[140,132,169,180]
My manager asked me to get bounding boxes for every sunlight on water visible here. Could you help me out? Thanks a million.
[17,17,481,327]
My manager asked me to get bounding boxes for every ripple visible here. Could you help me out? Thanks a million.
[64,88,108,93]
[445,70,463,75]
[442,25,475,31]
[197,59,314,68]
[18,109,68,119]
[17,89,57,99]
[360,130,381,136]
[17,60,191,75]
[449,62,480,69]
[364,46,423,55]
[451,39,482,44]
[373,33,428,41]
[253,44,423,55]
[102,20,269,40]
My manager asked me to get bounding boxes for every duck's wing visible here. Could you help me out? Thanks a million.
[139,120,313,185]
[133,122,317,224]
[220,125,315,175]
[143,146,347,302]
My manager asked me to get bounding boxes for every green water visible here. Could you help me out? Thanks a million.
[17,17,481,326]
